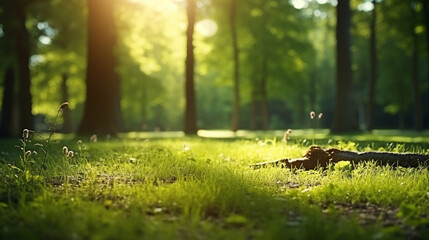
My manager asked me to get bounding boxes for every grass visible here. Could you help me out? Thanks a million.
[1,130,429,239]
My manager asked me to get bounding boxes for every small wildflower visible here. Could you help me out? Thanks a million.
[58,102,69,111]
[282,129,292,144]
[77,140,82,145]
[22,129,29,140]
[62,146,69,155]
[129,157,136,163]
[318,113,323,119]
[90,134,97,143]
[25,150,32,157]
[32,151,38,156]
[310,111,316,119]
[184,143,190,151]
[68,151,74,157]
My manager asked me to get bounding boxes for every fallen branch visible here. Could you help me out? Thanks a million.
[251,146,429,170]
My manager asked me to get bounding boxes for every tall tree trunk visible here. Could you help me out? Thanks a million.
[14,0,33,131]
[141,79,148,131]
[411,5,423,130]
[261,59,269,130]
[184,0,198,135]
[366,0,377,131]
[422,0,429,128]
[250,76,258,130]
[77,0,122,136]
[399,111,405,129]
[309,71,316,110]
[332,0,358,132]
[0,66,15,137]
[230,0,240,132]
[61,73,72,133]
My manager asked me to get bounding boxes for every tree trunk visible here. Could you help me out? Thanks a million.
[184,0,198,135]
[423,0,429,128]
[61,73,72,133]
[332,0,358,132]
[261,59,269,130]
[411,39,423,130]
[230,0,240,132]
[309,71,316,111]
[367,0,376,131]
[14,0,33,131]
[77,0,122,136]
[250,88,257,130]
[411,5,423,130]
[0,66,15,138]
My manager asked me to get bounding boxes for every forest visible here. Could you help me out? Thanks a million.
[0,0,428,136]
[2,1,429,239]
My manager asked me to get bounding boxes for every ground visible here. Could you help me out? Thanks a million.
[0,130,429,239]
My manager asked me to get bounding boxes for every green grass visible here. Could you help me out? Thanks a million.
[1,130,429,239]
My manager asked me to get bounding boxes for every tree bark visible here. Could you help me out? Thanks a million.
[184,0,198,135]
[366,0,376,131]
[230,0,240,132]
[14,0,33,131]
[261,59,269,130]
[423,0,429,128]
[250,87,258,130]
[411,4,423,131]
[61,73,72,133]
[0,66,16,138]
[77,0,122,136]
[252,146,429,170]
[411,39,423,130]
[332,0,358,132]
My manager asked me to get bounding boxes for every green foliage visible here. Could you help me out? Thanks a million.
[1,0,429,130]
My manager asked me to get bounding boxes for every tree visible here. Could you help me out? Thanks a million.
[421,0,429,128]
[0,66,15,137]
[332,0,358,132]
[229,0,240,132]
[366,0,377,131]
[77,0,122,136]
[14,0,34,132]
[0,0,34,135]
[184,0,198,135]
[411,2,423,130]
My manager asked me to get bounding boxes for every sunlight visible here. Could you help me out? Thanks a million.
[316,0,329,4]
[290,0,308,9]
[357,1,374,12]
[195,19,217,37]
[39,36,52,45]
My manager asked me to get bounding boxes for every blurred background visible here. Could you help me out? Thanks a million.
[0,0,428,137]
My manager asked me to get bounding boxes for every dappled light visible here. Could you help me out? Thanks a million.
[195,19,217,37]
[1,0,429,238]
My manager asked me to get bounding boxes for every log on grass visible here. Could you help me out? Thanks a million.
[251,146,429,170]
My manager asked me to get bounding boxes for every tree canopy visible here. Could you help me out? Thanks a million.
[0,0,428,135]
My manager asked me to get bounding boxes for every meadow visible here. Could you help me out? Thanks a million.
[1,130,429,240]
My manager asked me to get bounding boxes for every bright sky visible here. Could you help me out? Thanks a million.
[196,19,217,37]
[290,0,338,9]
